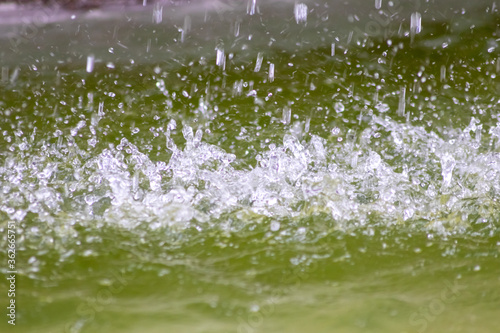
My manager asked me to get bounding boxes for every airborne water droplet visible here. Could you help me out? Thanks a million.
[440,65,446,82]
[294,3,308,24]
[334,102,344,113]
[86,54,95,73]
[254,52,263,72]
[410,12,422,41]
[270,221,280,231]
[282,106,291,124]
[247,0,256,15]
[216,47,226,70]
[1,66,8,83]
[398,86,406,116]
[153,3,163,23]
[268,63,275,82]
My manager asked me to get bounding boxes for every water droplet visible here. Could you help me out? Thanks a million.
[254,52,263,72]
[410,12,422,41]
[440,65,446,82]
[153,3,163,23]
[270,221,280,231]
[268,63,275,82]
[86,54,94,73]
[282,106,291,124]
[294,3,308,24]
[334,102,344,113]
[216,47,226,70]
[247,0,256,15]
[398,86,406,116]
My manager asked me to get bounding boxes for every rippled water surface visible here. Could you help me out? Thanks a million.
[1,1,500,332]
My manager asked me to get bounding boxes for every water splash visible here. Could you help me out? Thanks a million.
[2,116,499,242]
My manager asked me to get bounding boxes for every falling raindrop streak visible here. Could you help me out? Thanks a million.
[398,86,406,116]
[153,3,163,23]
[254,52,263,72]
[268,63,275,82]
[247,0,256,15]
[294,3,308,24]
[216,47,226,70]
[440,65,446,82]
[86,54,95,73]
[1,66,8,83]
[282,106,291,124]
[410,12,422,41]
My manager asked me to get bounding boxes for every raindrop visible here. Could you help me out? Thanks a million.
[181,16,191,42]
[216,47,226,70]
[375,0,382,9]
[234,21,240,37]
[331,43,335,56]
[233,80,243,96]
[440,65,446,82]
[86,54,95,73]
[268,63,275,82]
[282,106,291,124]
[1,66,8,84]
[398,86,406,116]
[247,0,256,15]
[153,3,163,24]
[410,12,422,41]
[254,52,263,72]
[10,67,19,84]
[294,3,308,24]
[98,101,104,117]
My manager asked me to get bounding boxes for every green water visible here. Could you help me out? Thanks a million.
[1,1,499,332]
